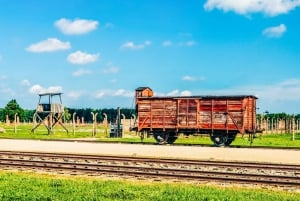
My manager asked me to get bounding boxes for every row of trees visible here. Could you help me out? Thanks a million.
[0,99,135,124]
[67,108,135,123]
[257,112,300,121]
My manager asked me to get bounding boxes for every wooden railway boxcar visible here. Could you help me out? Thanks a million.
[132,87,258,146]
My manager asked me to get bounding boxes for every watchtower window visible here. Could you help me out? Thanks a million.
[37,104,51,112]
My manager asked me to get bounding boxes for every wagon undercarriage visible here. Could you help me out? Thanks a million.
[140,129,238,146]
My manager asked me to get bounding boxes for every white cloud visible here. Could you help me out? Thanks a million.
[95,91,105,98]
[67,51,99,64]
[0,54,2,61]
[204,0,300,16]
[55,18,98,35]
[260,79,300,101]
[72,68,92,77]
[93,89,134,99]
[20,79,31,86]
[179,40,197,47]
[278,78,300,87]
[162,40,172,47]
[262,24,286,38]
[182,75,196,81]
[113,89,133,97]
[120,41,151,50]
[47,86,62,93]
[160,89,194,96]
[163,39,196,47]
[226,79,300,113]
[102,66,119,74]
[29,84,62,94]
[181,90,192,96]
[67,91,84,99]
[182,75,205,81]
[29,85,43,94]
[185,40,197,46]
[26,38,71,52]
[167,90,180,96]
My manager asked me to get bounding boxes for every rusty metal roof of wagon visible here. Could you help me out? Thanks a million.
[138,95,258,99]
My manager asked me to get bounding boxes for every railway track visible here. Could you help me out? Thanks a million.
[0,151,299,191]
[29,138,300,150]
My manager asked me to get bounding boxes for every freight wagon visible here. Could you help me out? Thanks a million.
[132,87,258,146]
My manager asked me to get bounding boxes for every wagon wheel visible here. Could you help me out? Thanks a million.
[225,133,237,146]
[153,132,166,144]
[153,132,178,144]
[210,133,228,147]
[166,132,178,144]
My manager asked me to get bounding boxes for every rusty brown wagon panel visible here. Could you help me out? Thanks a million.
[134,87,258,146]
[137,98,177,130]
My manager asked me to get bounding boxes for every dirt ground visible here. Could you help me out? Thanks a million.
[0,139,299,165]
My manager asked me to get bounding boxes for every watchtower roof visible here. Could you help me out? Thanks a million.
[38,92,63,97]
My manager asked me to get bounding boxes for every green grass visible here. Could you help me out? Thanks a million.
[175,134,300,147]
[232,133,300,147]
[0,171,298,201]
[0,123,300,147]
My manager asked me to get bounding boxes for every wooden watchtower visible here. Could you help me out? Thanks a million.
[31,93,68,134]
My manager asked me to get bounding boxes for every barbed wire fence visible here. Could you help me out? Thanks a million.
[257,114,299,140]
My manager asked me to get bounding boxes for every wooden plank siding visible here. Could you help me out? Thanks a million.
[137,99,177,131]
[137,96,257,134]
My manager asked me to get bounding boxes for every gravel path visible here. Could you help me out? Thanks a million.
[0,139,299,165]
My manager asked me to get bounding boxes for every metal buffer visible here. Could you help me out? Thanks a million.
[31,93,68,134]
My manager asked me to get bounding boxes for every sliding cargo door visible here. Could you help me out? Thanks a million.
[199,99,226,130]
[199,98,244,133]
[151,99,177,130]
[137,98,177,131]
[177,99,199,128]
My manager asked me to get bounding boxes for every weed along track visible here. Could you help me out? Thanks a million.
[0,151,299,191]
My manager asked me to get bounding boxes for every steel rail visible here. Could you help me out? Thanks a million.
[0,151,299,171]
[0,152,299,188]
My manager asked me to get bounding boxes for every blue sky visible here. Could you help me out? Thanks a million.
[0,0,300,113]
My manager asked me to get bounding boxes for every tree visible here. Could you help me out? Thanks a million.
[4,99,25,122]
[64,107,71,122]
[0,108,5,122]
[23,109,35,123]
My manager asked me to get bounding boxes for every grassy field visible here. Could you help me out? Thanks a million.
[0,123,300,147]
[0,123,299,200]
[0,171,298,201]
